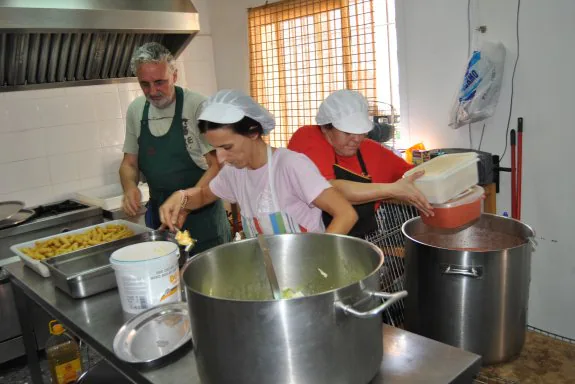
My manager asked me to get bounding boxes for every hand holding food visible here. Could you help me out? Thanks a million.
[159,191,185,232]
[20,224,135,260]
[175,209,190,231]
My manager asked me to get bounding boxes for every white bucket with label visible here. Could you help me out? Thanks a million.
[110,241,181,314]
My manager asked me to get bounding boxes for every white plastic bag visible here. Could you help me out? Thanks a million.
[449,41,506,129]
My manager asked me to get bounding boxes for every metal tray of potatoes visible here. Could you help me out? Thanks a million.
[41,230,178,298]
[11,220,150,277]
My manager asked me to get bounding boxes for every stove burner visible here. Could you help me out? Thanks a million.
[33,200,90,220]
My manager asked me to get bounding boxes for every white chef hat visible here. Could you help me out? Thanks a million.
[199,89,275,134]
[316,90,373,135]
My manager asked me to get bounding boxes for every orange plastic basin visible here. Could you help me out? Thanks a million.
[421,185,484,229]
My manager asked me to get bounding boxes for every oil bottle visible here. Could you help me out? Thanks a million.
[46,320,83,384]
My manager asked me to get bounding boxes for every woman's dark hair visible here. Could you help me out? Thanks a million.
[320,123,335,130]
[198,116,263,137]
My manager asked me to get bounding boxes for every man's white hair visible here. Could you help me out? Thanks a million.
[130,42,176,75]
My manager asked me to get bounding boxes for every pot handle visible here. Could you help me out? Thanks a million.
[442,265,483,278]
[338,290,408,319]
[528,236,537,251]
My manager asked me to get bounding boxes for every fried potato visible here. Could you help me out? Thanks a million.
[20,224,135,260]
[175,230,195,246]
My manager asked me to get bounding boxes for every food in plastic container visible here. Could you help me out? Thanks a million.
[421,185,484,229]
[403,152,479,204]
[110,241,181,314]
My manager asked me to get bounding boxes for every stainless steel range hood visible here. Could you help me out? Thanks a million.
[0,0,200,91]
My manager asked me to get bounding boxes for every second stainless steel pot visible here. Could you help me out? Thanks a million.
[181,233,406,384]
[402,214,535,364]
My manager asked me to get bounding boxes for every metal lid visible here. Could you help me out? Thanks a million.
[0,201,25,222]
[113,302,192,365]
[0,208,35,230]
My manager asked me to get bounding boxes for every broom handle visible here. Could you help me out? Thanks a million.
[517,118,523,221]
[511,129,517,220]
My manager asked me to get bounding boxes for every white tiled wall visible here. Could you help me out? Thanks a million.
[180,35,218,97]
[0,35,218,207]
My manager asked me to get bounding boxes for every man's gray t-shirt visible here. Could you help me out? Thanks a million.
[122,89,212,170]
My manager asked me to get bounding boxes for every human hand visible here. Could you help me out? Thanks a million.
[387,171,434,217]
[159,192,184,232]
[175,209,190,230]
[122,187,142,217]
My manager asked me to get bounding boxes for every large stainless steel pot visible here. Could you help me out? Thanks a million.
[181,233,406,384]
[402,213,535,364]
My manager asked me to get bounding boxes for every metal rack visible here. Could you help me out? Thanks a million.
[527,325,575,345]
[364,200,419,326]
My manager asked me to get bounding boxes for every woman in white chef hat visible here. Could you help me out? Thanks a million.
[159,89,358,238]
[288,89,432,238]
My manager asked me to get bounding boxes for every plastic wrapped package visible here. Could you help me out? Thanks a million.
[449,41,506,129]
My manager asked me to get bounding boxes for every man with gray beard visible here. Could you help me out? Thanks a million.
[119,42,231,253]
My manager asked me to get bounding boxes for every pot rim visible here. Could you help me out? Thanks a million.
[401,213,536,253]
[180,233,384,303]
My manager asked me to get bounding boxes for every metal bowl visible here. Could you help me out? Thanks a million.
[0,208,35,229]
[0,201,24,222]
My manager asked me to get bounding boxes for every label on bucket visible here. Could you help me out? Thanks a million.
[117,262,181,314]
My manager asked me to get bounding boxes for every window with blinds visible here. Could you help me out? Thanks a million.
[248,0,399,147]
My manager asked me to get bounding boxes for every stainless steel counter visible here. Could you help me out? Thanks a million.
[6,262,481,384]
[0,200,103,364]
[102,207,146,226]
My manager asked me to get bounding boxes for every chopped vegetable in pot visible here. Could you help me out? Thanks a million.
[281,288,305,299]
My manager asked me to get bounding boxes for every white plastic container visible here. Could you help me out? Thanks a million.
[75,183,149,211]
[11,220,151,278]
[110,241,181,314]
[403,152,479,204]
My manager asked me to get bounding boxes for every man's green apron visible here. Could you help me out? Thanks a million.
[138,86,231,254]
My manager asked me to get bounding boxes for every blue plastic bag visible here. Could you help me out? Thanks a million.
[449,41,506,129]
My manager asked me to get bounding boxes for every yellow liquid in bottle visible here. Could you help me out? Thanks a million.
[46,335,82,384]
